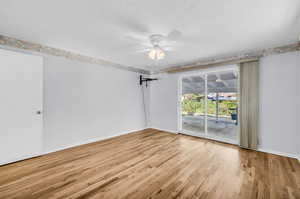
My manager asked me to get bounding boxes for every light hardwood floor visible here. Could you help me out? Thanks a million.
[0,129,299,199]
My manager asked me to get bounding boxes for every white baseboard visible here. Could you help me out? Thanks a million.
[258,147,299,159]
[0,127,147,166]
[2,127,298,166]
[44,127,148,155]
[149,128,300,161]
[0,152,42,166]
[148,126,178,134]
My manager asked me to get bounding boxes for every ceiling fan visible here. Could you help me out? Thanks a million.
[125,30,182,61]
[124,28,182,61]
[111,16,208,62]
[146,33,178,60]
[109,17,193,60]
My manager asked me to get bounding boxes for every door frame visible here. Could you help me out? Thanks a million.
[177,65,240,145]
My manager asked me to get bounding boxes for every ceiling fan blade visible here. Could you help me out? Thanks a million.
[167,30,182,41]
[163,46,175,51]
[112,17,150,36]
[124,35,151,46]
[134,46,175,54]
[129,50,151,55]
[124,35,143,42]
[135,49,151,53]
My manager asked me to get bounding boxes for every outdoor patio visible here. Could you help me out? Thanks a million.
[182,115,237,140]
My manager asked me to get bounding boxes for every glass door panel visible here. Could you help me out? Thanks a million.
[207,71,238,142]
[181,75,206,134]
[180,69,239,144]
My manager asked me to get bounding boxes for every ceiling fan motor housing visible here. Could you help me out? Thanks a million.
[149,34,165,46]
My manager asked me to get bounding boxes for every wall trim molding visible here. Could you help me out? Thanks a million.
[2,34,298,75]
[156,42,300,74]
[0,127,148,166]
[150,128,298,160]
[0,34,150,74]
[44,127,148,155]
[1,127,298,165]
[0,152,43,166]
[149,126,179,134]
[257,147,299,160]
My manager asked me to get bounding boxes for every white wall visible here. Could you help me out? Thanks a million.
[259,52,298,157]
[150,52,299,157]
[44,56,147,152]
[149,73,179,132]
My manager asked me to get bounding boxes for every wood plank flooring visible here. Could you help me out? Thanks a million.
[0,129,299,199]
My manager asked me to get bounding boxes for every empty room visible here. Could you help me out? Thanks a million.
[0,1,299,198]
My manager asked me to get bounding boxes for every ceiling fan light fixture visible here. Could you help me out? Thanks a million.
[148,46,165,60]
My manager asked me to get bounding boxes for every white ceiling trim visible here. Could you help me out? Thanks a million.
[0,35,150,74]
[158,42,300,73]
[1,34,299,75]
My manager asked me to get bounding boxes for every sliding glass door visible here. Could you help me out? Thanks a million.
[181,75,206,135]
[180,69,239,144]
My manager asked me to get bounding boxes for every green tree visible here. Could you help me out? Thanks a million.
[181,93,205,114]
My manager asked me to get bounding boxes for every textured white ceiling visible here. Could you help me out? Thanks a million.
[0,0,300,72]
